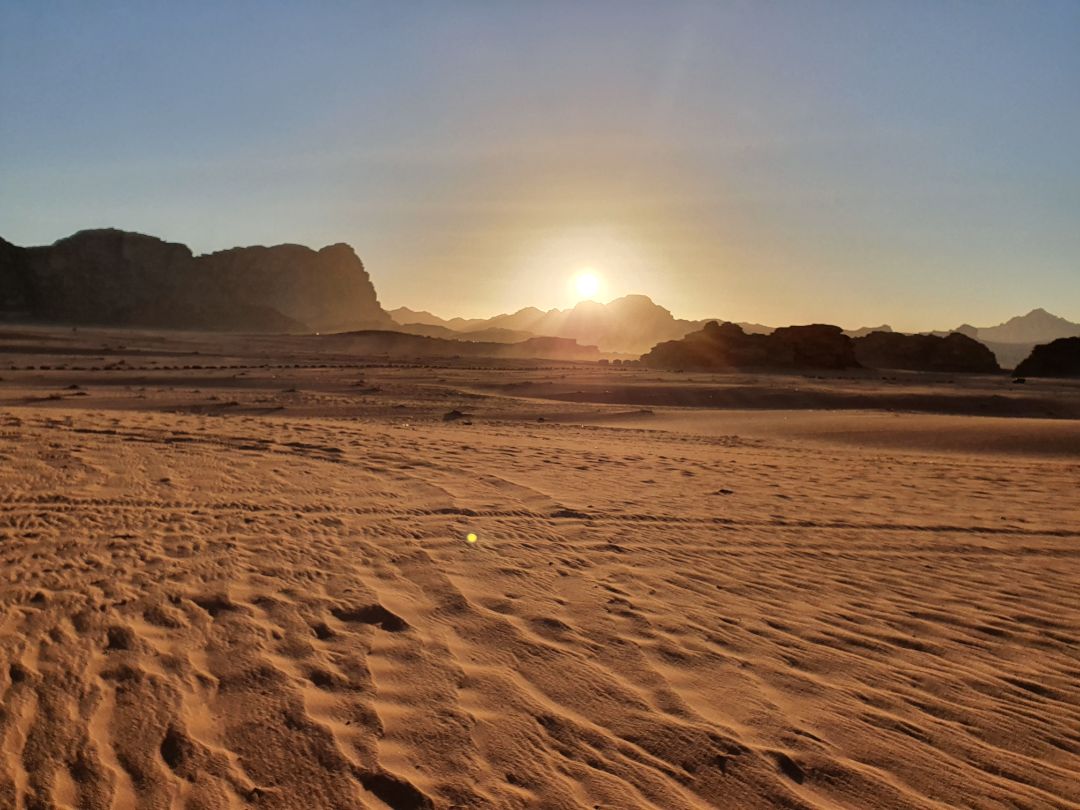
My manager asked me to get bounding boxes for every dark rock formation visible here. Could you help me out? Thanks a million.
[0,229,392,333]
[853,331,1001,373]
[0,237,35,316]
[641,321,858,371]
[769,325,860,369]
[1013,338,1080,378]
[197,241,389,333]
[12,229,213,329]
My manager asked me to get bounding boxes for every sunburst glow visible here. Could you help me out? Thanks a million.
[573,269,602,300]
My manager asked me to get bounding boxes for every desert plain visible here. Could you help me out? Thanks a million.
[0,326,1078,810]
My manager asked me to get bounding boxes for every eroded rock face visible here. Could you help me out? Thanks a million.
[20,230,197,327]
[853,331,1001,373]
[1014,337,1080,378]
[198,242,391,333]
[0,229,392,333]
[641,321,858,370]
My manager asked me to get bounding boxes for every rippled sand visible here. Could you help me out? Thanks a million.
[1,327,1078,809]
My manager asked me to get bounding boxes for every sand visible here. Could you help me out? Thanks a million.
[1,326,1078,809]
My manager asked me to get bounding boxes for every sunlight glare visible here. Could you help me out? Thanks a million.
[573,269,602,300]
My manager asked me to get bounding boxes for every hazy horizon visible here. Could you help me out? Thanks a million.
[3,1,1079,331]
[384,293,1076,334]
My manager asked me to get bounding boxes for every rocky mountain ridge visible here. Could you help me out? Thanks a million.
[1,229,392,334]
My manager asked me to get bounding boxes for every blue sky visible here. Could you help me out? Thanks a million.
[2,1,1078,329]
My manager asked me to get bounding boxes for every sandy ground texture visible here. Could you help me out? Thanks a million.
[1,326,1079,809]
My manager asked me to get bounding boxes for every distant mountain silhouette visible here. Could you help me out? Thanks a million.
[973,308,1080,344]
[0,229,392,333]
[845,324,893,339]
[388,307,492,332]
[389,295,771,355]
[641,321,859,370]
[388,307,452,327]
[931,309,1080,369]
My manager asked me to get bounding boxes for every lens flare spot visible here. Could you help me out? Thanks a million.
[466,532,478,543]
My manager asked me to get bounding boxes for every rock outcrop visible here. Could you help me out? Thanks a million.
[641,321,858,371]
[0,237,35,316]
[197,242,389,333]
[853,331,1001,373]
[1013,338,1080,378]
[0,229,392,333]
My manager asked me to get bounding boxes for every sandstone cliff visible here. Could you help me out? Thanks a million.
[0,229,391,333]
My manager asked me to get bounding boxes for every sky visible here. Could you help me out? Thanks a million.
[2,1,1078,331]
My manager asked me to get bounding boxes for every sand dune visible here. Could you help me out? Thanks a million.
[1,328,1078,809]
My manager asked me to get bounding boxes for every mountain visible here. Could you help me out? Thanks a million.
[482,306,553,333]
[0,229,392,333]
[975,309,1080,344]
[388,307,488,331]
[388,307,449,327]
[929,309,1080,369]
[531,295,699,354]
[197,241,391,333]
[388,295,772,355]
[641,321,858,371]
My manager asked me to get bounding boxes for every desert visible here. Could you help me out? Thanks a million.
[1,325,1078,809]
[5,3,1080,807]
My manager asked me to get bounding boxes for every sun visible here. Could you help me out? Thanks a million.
[572,269,602,301]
